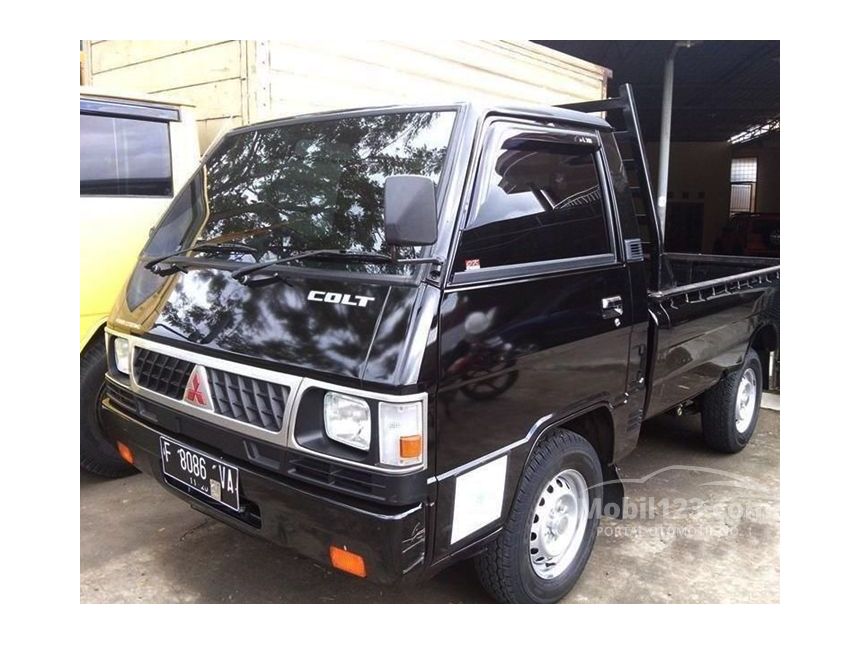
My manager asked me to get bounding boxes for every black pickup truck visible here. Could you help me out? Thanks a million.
[96,85,779,603]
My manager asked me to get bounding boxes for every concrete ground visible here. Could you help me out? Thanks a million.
[80,409,779,603]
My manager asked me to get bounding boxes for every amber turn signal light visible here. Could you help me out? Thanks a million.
[399,435,422,460]
[116,441,134,465]
[329,546,367,578]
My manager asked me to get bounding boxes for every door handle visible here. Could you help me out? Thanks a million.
[601,295,624,320]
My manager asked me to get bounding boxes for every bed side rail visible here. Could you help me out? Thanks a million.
[664,252,779,268]
[650,264,780,303]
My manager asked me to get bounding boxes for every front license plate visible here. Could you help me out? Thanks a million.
[160,437,240,511]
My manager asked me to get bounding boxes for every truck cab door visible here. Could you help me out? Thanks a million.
[433,120,635,557]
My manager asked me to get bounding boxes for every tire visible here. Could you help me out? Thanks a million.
[700,350,763,454]
[81,342,136,478]
[475,430,602,603]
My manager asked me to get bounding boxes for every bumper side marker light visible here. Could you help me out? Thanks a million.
[329,545,366,578]
[116,441,135,465]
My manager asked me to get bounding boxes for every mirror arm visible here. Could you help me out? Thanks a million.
[386,243,443,267]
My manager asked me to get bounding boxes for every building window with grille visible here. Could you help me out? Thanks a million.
[730,157,758,213]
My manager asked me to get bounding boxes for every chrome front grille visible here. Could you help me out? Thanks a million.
[133,348,194,399]
[207,368,290,432]
[132,347,291,434]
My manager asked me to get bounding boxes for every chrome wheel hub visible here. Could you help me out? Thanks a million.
[735,367,757,434]
[529,468,589,579]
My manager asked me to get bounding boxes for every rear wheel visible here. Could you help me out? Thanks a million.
[475,431,602,603]
[700,350,763,453]
[80,342,136,478]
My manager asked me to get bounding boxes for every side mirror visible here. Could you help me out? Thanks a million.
[384,175,438,247]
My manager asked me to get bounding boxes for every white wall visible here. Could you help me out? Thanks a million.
[646,141,732,252]
[264,41,608,117]
[84,40,609,150]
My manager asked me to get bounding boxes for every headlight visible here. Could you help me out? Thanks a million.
[324,392,371,451]
[114,338,130,375]
[379,401,424,467]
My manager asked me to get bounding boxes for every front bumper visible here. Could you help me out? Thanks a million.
[100,399,429,585]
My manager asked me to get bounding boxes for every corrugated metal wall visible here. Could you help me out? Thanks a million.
[84,40,609,149]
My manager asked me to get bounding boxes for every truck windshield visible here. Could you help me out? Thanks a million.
[143,109,457,275]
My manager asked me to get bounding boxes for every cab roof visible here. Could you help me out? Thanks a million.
[487,103,611,130]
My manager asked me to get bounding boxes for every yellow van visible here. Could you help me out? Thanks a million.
[80,89,199,476]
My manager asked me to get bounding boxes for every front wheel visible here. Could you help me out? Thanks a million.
[700,349,763,453]
[80,342,136,478]
[475,431,602,603]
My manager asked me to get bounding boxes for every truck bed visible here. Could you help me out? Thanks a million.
[657,252,779,294]
[644,252,780,418]
[564,87,780,430]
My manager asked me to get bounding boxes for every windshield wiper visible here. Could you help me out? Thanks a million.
[143,242,258,274]
[231,249,442,283]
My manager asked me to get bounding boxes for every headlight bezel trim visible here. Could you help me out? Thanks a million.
[287,379,429,475]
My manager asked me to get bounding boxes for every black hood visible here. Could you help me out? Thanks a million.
[143,267,425,386]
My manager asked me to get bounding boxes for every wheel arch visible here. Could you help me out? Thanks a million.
[511,404,620,518]
[549,406,615,468]
[80,318,108,354]
[749,322,778,354]
[748,322,778,388]
[520,405,616,473]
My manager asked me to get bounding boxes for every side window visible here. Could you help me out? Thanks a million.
[454,126,612,274]
[80,114,172,197]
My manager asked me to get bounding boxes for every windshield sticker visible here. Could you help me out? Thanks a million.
[465,259,481,271]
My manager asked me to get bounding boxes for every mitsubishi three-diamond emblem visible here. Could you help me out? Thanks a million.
[183,365,213,411]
